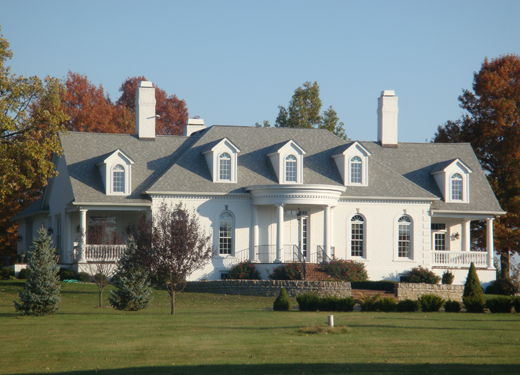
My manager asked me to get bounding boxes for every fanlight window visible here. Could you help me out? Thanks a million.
[113,164,125,193]
[398,215,412,258]
[219,211,233,255]
[351,214,364,257]
[351,156,362,184]
[219,153,231,181]
[451,173,463,200]
[285,155,297,182]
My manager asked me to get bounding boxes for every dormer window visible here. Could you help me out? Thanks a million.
[112,165,125,193]
[285,155,297,182]
[219,153,231,181]
[451,173,463,200]
[331,141,370,187]
[350,156,362,184]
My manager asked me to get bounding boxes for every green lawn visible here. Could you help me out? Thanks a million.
[1,280,519,375]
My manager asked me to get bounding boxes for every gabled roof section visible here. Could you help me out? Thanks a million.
[11,198,47,221]
[267,139,307,156]
[430,158,472,175]
[331,141,371,157]
[96,149,135,166]
[201,138,241,154]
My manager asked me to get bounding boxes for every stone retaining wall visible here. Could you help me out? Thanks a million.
[395,283,464,302]
[185,280,352,298]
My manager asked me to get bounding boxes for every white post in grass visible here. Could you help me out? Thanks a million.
[328,315,334,327]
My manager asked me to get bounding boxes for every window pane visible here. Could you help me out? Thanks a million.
[434,233,446,250]
[452,176,463,200]
[286,155,297,182]
[219,211,233,255]
[219,157,231,180]
[351,157,362,183]
[113,165,125,193]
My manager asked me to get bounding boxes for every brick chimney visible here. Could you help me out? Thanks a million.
[136,81,156,140]
[377,90,398,148]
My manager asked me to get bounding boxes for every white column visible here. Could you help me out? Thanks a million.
[276,204,284,263]
[330,206,335,258]
[65,213,71,264]
[462,219,471,252]
[78,208,88,263]
[251,205,259,262]
[487,218,495,269]
[324,205,331,258]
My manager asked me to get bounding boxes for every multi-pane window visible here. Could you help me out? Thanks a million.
[285,155,297,182]
[451,173,463,200]
[431,223,447,250]
[398,215,412,258]
[351,156,362,184]
[113,164,125,193]
[219,211,233,255]
[351,215,365,257]
[219,153,231,181]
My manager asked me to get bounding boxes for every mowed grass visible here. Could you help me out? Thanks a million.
[1,281,520,375]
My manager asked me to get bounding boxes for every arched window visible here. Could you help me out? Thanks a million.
[219,153,231,181]
[351,214,365,257]
[451,173,463,200]
[219,211,234,255]
[398,215,412,258]
[112,164,125,193]
[351,156,362,184]
[285,155,297,182]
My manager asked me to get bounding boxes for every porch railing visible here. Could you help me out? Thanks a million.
[255,245,300,263]
[316,245,335,264]
[432,250,488,268]
[74,244,126,262]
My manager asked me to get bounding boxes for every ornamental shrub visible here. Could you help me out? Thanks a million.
[444,300,461,313]
[322,259,368,282]
[486,296,513,313]
[268,263,302,280]
[296,293,320,311]
[58,268,77,281]
[351,280,396,292]
[513,297,520,313]
[441,270,454,285]
[356,292,380,312]
[376,297,397,312]
[396,299,420,312]
[1,267,15,280]
[229,260,261,280]
[273,288,292,311]
[463,262,485,312]
[485,278,518,296]
[407,266,440,284]
[77,272,90,282]
[463,296,486,313]
[17,268,30,280]
[418,294,445,312]
[296,293,355,312]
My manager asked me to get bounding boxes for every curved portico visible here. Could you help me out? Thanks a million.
[245,184,346,263]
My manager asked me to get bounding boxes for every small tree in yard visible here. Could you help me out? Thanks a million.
[463,262,486,313]
[130,203,212,315]
[14,229,61,315]
[109,237,153,311]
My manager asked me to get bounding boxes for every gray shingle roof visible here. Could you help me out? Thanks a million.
[56,126,503,214]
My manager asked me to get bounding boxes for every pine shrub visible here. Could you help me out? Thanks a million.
[229,260,261,280]
[463,296,486,313]
[376,297,397,312]
[463,262,485,312]
[486,296,513,313]
[418,294,445,312]
[109,238,153,311]
[17,268,30,279]
[322,259,368,282]
[444,300,461,313]
[485,278,518,296]
[1,267,14,280]
[14,229,61,316]
[273,288,292,311]
[396,299,421,312]
[268,263,302,280]
[441,270,454,285]
[407,266,440,284]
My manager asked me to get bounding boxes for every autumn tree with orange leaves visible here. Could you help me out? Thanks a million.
[434,54,520,278]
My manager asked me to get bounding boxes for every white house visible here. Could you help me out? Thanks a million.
[13,83,504,285]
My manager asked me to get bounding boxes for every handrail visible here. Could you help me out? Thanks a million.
[431,250,488,268]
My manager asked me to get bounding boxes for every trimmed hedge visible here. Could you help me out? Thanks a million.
[444,300,461,313]
[463,296,486,313]
[407,266,440,284]
[296,293,355,312]
[17,268,31,279]
[58,269,77,281]
[351,280,397,292]
[418,294,445,312]
[514,297,520,313]
[486,296,513,313]
[376,297,397,312]
[268,263,302,280]
[396,299,420,312]
[485,278,518,296]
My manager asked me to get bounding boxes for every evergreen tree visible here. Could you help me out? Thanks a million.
[273,288,292,311]
[463,262,484,298]
[109,238,153,311]
[14,229,61,316]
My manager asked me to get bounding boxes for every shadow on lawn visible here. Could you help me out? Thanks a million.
[11,363,520,375]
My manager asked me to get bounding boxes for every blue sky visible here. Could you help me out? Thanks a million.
[2,0,519,142]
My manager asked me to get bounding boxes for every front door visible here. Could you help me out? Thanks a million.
[284,210,309,260]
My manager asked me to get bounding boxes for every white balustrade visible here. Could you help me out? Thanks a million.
[432,250,488,268]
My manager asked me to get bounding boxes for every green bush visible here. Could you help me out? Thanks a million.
[407,266,440,284]
[77,272,90,282]
[418,294,445,312]
[396,299,420,312]
[441,270,454,285]
[444,300,461,313]
[268,263,302,280]
[485,278,518,296]
[356,292,380,312]
[17,268,30,279]
[335,297,356,312]
[376,297,397,312]
[149,272,168,288]
[322,259,368,282]
[351,280,397,291]
[513,297,520,313]
[1,267,15,280]
[229,260,261,280]
[463,296,486,313]
[58,269,77,281]
[296,293,355,312]
[296,293,320,311]
[273,288,292,311]
[486,296,513,313]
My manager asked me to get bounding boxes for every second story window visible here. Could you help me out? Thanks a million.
[351,156,362,184]
[113,165,125,193]
[451,173,463,200]
[219,153,231,181]
[285,155,297,182]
